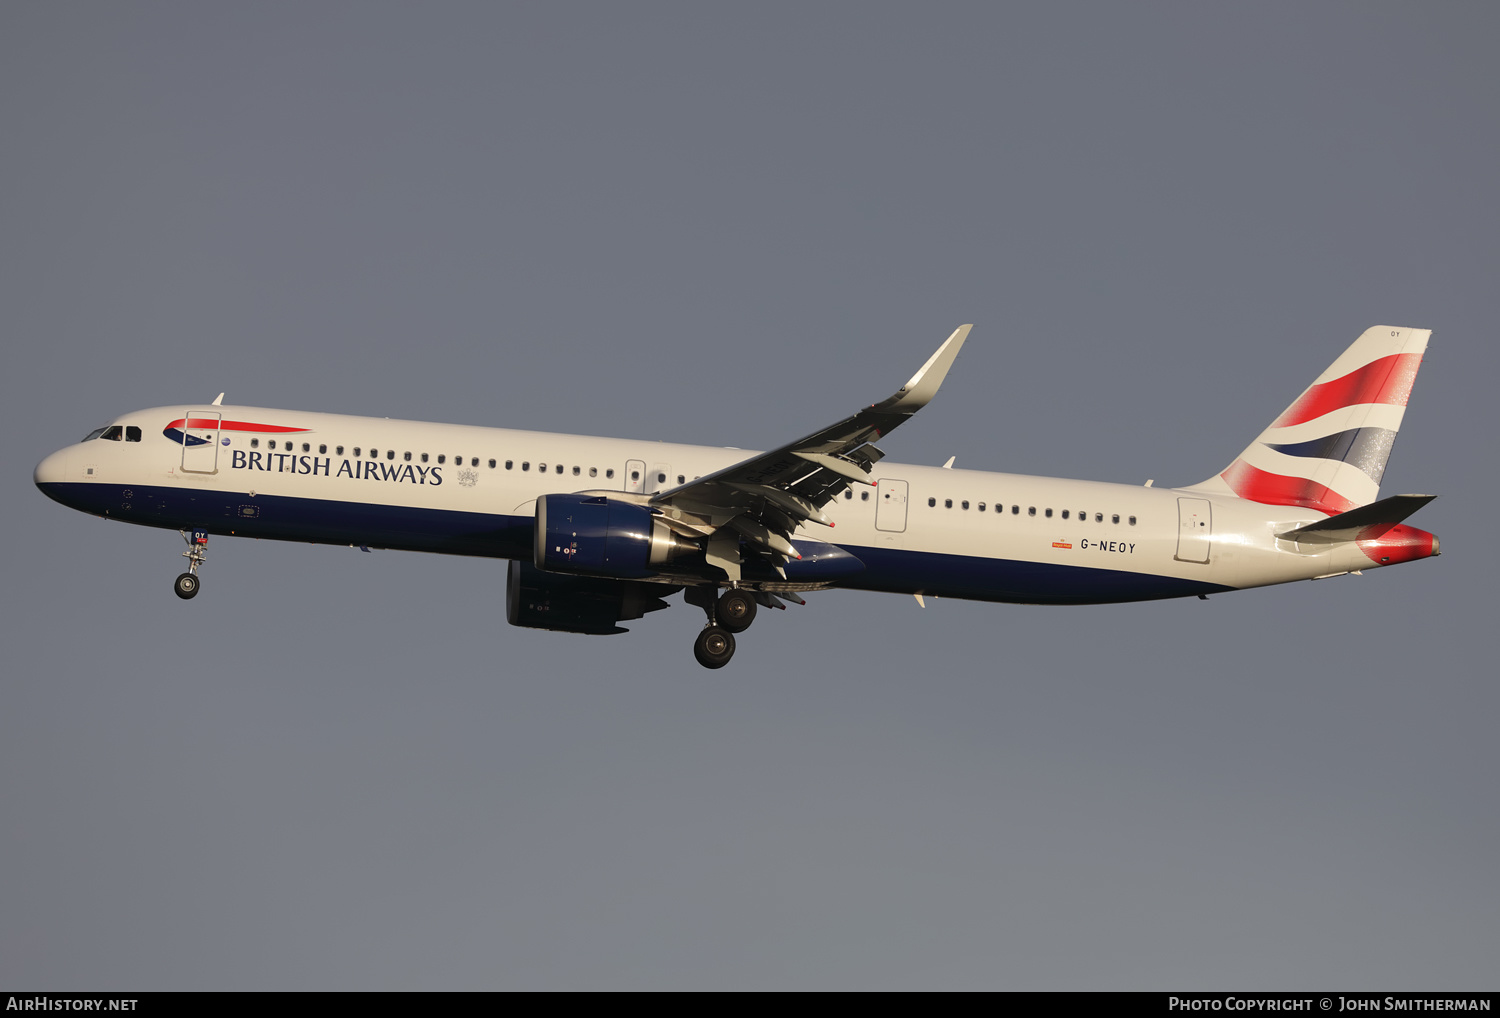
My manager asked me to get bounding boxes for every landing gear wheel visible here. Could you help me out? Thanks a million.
[174,572,200,600]
[693,626,736,669]
[716,589,757,633]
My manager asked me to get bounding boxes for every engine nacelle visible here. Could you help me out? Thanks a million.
[506,560,673,635]
[534,493,700,579]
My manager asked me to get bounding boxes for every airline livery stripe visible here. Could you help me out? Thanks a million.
[1270,353,1423,428]
[1264,427,1397,483]
[1220,459,1359,516]
[166,418,311,433]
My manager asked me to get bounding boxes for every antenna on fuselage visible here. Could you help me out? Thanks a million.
[211,393,224,406]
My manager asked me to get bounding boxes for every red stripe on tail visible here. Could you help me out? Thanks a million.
[1271,353,1422,428]
[1220,459,1358,516]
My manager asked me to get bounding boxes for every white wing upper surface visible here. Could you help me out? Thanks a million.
[648,325,972,575]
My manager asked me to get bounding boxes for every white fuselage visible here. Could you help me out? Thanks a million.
[34,403,1390,605]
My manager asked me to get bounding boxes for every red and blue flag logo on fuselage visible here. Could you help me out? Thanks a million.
[163,418,311,446]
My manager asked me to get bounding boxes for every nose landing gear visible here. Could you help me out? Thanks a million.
[174,528,208,600]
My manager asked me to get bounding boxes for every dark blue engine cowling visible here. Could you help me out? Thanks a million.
[506,560,674,635]
[535,493,699,579]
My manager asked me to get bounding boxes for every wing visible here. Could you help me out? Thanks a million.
[649,324,972,581]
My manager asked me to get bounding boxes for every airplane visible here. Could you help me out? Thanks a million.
[33,325,1439,668]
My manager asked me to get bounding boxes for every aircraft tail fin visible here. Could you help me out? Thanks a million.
[1191,326,1431,515]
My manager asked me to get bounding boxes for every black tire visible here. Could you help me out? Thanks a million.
[693,626,736,669]
[174,572,200,600]
[716,589,757,633]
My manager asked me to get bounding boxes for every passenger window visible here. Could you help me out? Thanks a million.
[1095,513,1103,522]
[369,449,378,459]
[319,444,327,454]
[677,474,685,485]
[657,472,666,483]
[505,460,513,470]
[844,490,852,500]
[539,463,547,473]
[520,461,528,471]
[928,497,936,507]
[438,455,446,464]
[1045,508,1053,518]
[631,470,640,481]
[1112,514,1120,524]
[978,502,986,511]
[944,499,953,508]
[606,469,615,479]
[337,446,344,456]
[490,459,497,469]
[589,467,597,477]
[403,451,411,461]
[125,426,142,442]
[1012,505,1020,514]
[861,491,869,501]
[1062,510,1069,520]
[572,466,580,476]
[961,500,969,510]
[420,453,429,463]
[1028,507,1036,516]
[1129,516,1137,526]
[387,450,395,460]
[351,446,359,456]
[252,438,261,449]
[303,442,311,453]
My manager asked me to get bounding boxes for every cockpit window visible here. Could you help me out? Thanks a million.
[125,426,142,442]
[99,426,123,441]
[82,428,108,442]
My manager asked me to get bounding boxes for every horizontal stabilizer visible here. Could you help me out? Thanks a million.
[1281,493,1436,540]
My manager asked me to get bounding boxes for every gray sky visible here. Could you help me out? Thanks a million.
[2,2,1495,990]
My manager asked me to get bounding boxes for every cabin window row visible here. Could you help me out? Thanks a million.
[926,496,1136,526]
[244,437,658,481]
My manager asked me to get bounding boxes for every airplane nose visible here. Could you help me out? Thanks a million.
[34,448,69,488]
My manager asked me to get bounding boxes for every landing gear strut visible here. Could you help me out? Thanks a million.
[685,585,746,669]
[174,528,208,600]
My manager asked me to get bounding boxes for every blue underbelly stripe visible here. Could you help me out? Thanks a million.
[37,482,1232,605]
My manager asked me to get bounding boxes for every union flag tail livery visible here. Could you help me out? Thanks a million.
[34,323,1441,669]
[1196,326,1430,516]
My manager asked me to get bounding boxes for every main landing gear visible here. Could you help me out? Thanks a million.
[174,528,208,600]
[693,626,736,669]
[686,587,769,669]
